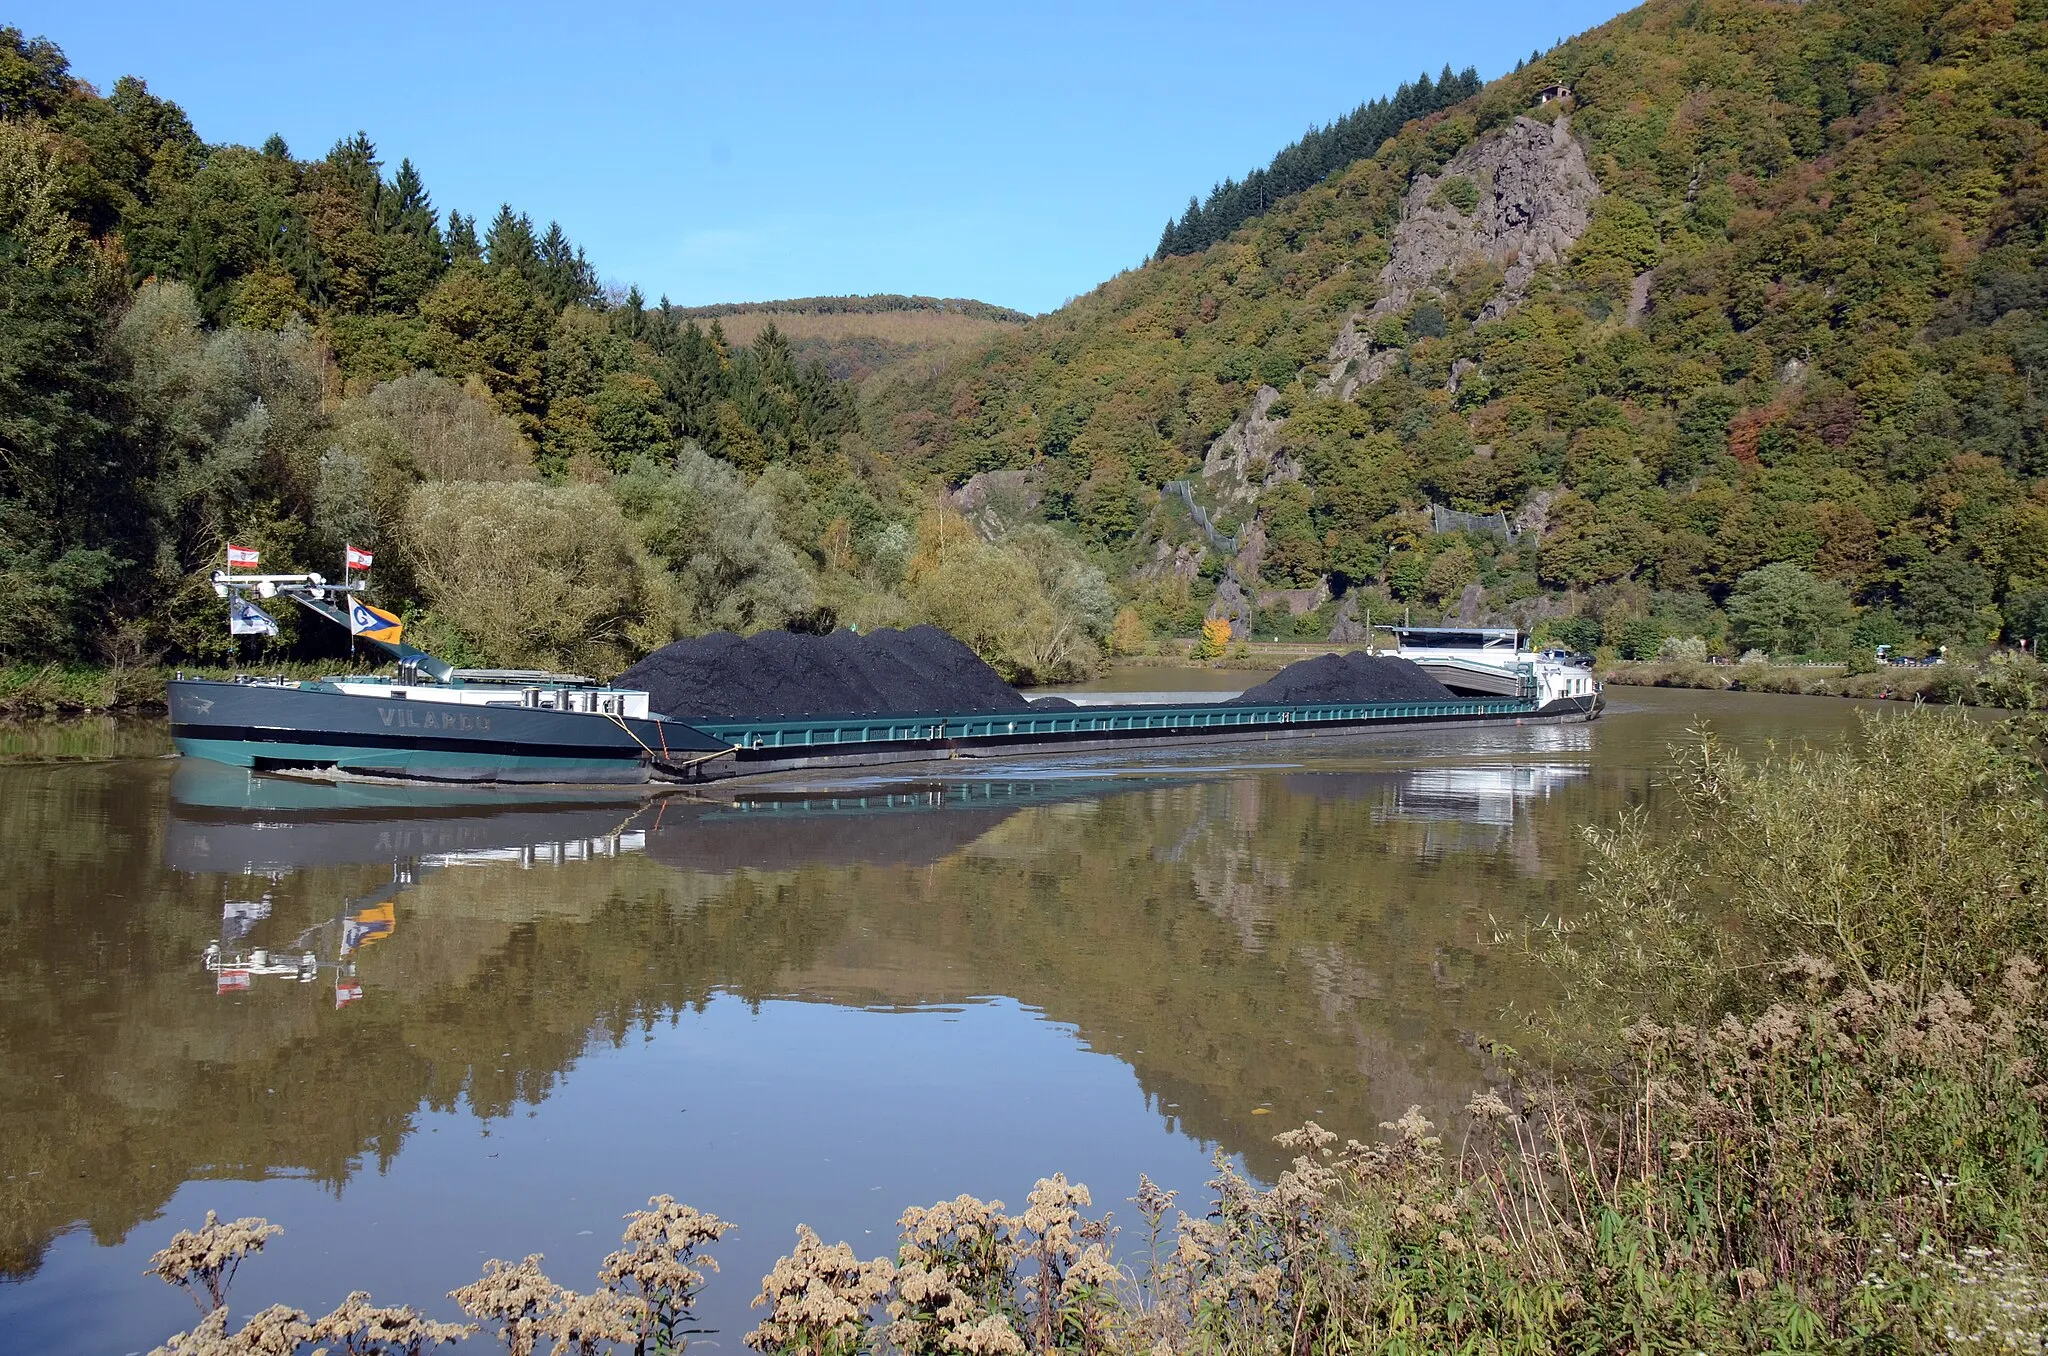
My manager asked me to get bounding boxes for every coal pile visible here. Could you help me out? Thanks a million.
[618,625,1033,720]
[1228,652,1454,706]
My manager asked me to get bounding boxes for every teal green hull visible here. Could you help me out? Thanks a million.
[173,735,634,782]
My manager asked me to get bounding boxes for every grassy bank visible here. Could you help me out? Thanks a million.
[146,707,2048,1354]
[1602,653,2046,709]
[0,662,388,717]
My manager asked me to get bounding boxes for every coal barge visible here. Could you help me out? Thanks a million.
[170,574,1599,787]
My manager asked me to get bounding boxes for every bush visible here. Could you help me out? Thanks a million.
[1657,634,1709,662]
[1547,712,2048,1027]
[401,480,674,673]
[1191,617,1232,659]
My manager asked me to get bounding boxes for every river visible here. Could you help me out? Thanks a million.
[0,686,1884,1353]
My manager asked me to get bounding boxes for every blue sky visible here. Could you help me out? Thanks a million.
[21,0,1632,314]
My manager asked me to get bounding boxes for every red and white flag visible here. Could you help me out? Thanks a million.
[345,545,374,571]
[226,543,260,568]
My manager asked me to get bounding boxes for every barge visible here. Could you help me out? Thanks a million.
[172,571,1599,787]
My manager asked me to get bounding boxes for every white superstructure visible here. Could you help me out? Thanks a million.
[1388,627,1599,708]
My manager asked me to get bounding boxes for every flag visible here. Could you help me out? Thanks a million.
[226,543,260,568]
[334,979,364,1009]
[215,969,251,994]
[347,597,403,643]
[345,544,374,571]
[229,596,280,637]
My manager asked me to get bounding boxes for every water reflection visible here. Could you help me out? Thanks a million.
[0,687,1884,1355]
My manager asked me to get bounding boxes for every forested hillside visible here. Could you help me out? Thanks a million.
[7,0,2047,682]
[0,27,1113,680]
[867,0,2048,656]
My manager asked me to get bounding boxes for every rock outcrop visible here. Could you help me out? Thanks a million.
[948,468,1041,538]
[1134,537,1205,585]
[1320,116,1600,399]
[1199,385,1299,508]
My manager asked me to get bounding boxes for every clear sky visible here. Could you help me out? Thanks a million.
[19,0,1632,315]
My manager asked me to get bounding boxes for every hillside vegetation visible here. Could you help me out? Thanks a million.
[0,29,1108,679]
[865,0,2048,656]
[5,0,2047,681]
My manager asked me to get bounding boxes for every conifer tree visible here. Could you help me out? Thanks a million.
[326,131,382,223]
[483,205,537,276]
[390,158,436,239]
[445,212,481,264]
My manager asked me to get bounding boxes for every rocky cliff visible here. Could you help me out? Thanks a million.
[1192,115,1600,633]
[1320,116,1599,398]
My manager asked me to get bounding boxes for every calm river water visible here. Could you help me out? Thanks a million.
[0,686,1881,1353]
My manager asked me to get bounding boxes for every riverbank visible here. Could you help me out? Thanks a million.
[0,662,387,717]
[1600,653,2045,708]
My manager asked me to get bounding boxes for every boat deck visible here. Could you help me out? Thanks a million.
[671,693,1597,782]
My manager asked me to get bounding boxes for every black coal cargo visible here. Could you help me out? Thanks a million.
[1228,652,1455,706]
[616,625,1033,720]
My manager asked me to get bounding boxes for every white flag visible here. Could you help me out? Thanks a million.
[229,596,280,637]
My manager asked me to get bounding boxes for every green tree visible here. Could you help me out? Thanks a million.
[1725,563,1853,658]
[0,232,139,659]
[614,449,814,634]
[1901,553,1996,644]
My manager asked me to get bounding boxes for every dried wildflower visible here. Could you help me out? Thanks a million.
[150,1307,235,1356]
[451,1255,565,1356]
[1130,1175,1177,1223]
[1436,1231,1468,1256]
[539,1288,646,1356]
[1465,1089,1514,1122]
[745,1225,894,1356]
[229,1305,318,1356]
[945,1313,1026,1356]
[1018,1174,1092,1261]
[1476,1235,1509,1257]
[150,1306,314,1356]
[1063,1242,1121,1296]
[1381,1106,1441,1151]
[598,1196,732,1351]
[145,1211,284,1314]
[898,1194,1017,1278]
[1622,1017,1669,1050]
[1271,1121,1338,1155]
[311,1291,472,1356]
[2003,955,2043,1007]
[1779,955,1840,992]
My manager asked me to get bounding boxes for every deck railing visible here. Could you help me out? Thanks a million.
[691,696,1537,753]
